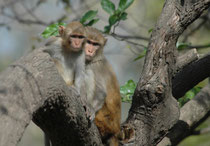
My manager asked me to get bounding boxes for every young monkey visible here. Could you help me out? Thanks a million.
[44,21,86,94]
[84,26,121,146]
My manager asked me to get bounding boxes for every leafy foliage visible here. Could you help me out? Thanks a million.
[178,86,202,107]
[120,79,136,103]
[102,0,134,33]
[101,0,115,15]
[80,10,99,26]
[41,22,66,39]
[41,0,134,38]
[120,79,202,104]
[118,0,134,11]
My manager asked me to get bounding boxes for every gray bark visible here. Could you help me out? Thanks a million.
[158,84,210,146]
[0,48,102,146]
[124,0,210,145]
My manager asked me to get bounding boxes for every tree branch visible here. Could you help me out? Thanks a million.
[172,53,210,99]
[174,48,199,74]
[158,84,210,146]
[124,0,210,145]
[0,48,102,146]
[111,33,149,41]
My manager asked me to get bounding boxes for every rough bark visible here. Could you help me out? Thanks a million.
[174,49,198,75]
[0,48,102,146]
[124,0,210,145]
[158,84,210,146]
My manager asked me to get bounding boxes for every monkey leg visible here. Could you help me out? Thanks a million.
[95,105,121,146]
[108,136,119,146]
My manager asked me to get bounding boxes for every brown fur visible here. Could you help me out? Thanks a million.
[44,21,86,146]
[94,60,121,146]
[85,27,121,146]
[59,21,86,52]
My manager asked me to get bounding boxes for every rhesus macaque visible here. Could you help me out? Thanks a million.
[84,26,121,146]
[44,21,86,92]
[43,21,87,146]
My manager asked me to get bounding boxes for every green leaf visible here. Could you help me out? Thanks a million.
[176,42,190,50]
[109,14,118,26]
[178,86,202,107]
[118,0,134,11]
[193,86,202,95]
[148,28,153,33]
[120,12,127,20]
[80,10,98,24]
[185,91,195,100]
[84,18,99,26]
[120,79,136,103]
[41,22,66,39]
[104,25,111,33]
[134,48,147,61]
[101,0,115,15]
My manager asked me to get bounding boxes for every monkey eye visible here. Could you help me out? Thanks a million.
[87,40,100,46]
[70,35,85,39]
[92,42,100,46]
[78,35,85,39]
[87,40,92,44]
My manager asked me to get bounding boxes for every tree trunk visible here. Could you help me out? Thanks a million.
[123,0,210,145]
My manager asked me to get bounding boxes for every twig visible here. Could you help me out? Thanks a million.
[110,33,147,48]
[186,43,210,49]
[111,33,149,41]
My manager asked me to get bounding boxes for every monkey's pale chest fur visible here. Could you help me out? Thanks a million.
[51,49,84,87]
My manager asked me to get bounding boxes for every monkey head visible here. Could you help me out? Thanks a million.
[85,27,107,61]
[59,21,86,52]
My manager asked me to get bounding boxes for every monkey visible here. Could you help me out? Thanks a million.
[43,21,89,146]
[44,21,86,91]
[84,26,121,146]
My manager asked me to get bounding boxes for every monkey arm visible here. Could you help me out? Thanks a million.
[92,82,107,112]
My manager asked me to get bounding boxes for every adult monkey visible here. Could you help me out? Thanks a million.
[84,26,121,146]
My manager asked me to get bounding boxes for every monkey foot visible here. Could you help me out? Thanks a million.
[119,124,135,145]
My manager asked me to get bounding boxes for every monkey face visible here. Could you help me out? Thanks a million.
[85,39,100,60]
[69,34,85,51]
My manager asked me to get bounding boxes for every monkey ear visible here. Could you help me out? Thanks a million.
[58,26,65,37]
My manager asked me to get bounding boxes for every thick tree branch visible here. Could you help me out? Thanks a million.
[172,53,210,98]
[0,48,102,146]
[174,48,199,74]
[158,84,210,146]
[124,0,210,145]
